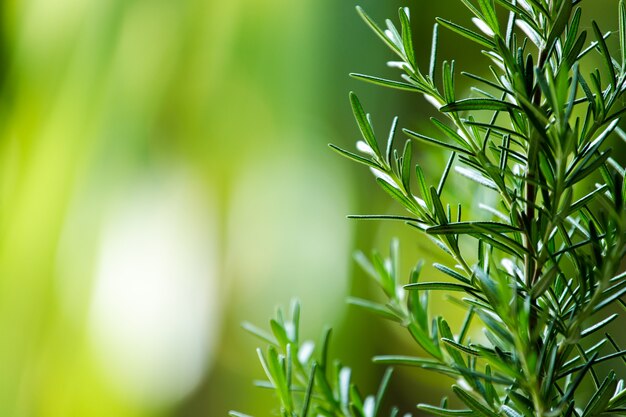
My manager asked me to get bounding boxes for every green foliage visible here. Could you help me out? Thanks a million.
[231,300,398,417]
[234,1,626,416]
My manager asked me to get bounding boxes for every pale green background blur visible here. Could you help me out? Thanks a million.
[0,0,618,416]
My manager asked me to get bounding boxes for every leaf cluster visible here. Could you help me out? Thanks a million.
[235,1,626,416]
[334,0,626,415]
[229,300,399,417]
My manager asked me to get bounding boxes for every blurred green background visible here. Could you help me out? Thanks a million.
[0,0,619,416]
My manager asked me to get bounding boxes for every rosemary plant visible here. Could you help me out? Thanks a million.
[231,1,626,416]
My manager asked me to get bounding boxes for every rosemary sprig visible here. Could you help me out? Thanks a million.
[234,1,626,416]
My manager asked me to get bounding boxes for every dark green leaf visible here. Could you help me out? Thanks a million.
[477,0,499,34]
[545,0,572,54]
[328,144,380,169]
[404,281,476,293]
[386,116,399,164]
[441,98,520,113]
[530,264,559,298]
[433,263,471,284]
[348,214,421,222]
[442,337,480,356]
[350,73,425,93]
[594,286,626,313]
[350,92,379,154]
[417,404,473,416]
[436,17,495,49]
[566,150,612,188]
[453,385,499,417]
[565,185,608,216]
[437,152,456,195]
[582,371,617,417]
[559,351,626,378]
[581,314,618,338]
[443,60,456,103]
[458,307,475,343]
[300,363,317,417]
[415,164,433,210]
[619,0,626,66]
[431,118,474,151]
[462,71,510,94]
[318,327,332,369]
[493,0,534,23]
[407,322,445,360]
[455,166,498,190]
[373,355,442,368]
[399,8,416,68]
[430,186,449,226]
[426,221,521,235]
[401,139,412,192]
[374,368,394,417]
[403,128,473,155]
[438,318,468,369]
[564,31,588,68]
[356,6,403,56]
[430,23,439,82]
[475,310,515,345]
[592,20,616,88]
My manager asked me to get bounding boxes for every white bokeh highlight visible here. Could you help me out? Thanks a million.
[89,168,220,407]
